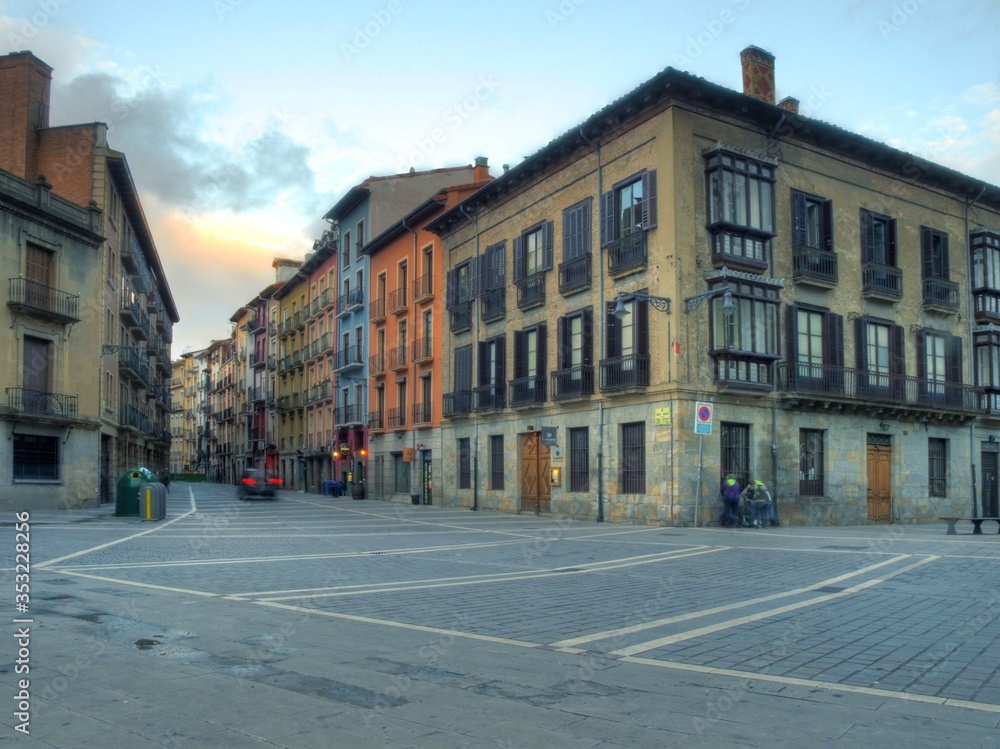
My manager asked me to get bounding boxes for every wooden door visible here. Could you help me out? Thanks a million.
[982,444,998,517]
[866,442,892,522]
[519,432,551,514]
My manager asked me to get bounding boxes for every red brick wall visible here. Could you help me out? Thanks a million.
[0,52,52,180]
[37,126,98,207]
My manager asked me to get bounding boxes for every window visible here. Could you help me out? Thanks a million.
[13,433,59,480]
[861,210,897,266]
[620,422,645,494]
[603,298,649,389]
[393,452,410,493]
[711,280,780,387]
[514,222,552,279]
[972,231,1000,290]
[555,308,593,397]
[921,228,949,280]
[476,334,506,410]
[705,148,774,267]
[785,305,844,393]
[490,435,504,490]
[480,241,506,321]
[721,423,750,489]
[791,191,832,251]
[512,324,547,405]
[356,219,365,257]
[341,230,351,268]
[569,427,589,492]
[458,438,471,488]
[446,344,473,415]
[799,429,824,496]
[447,259,476,331]
[600,170,657,245]
[563,199,591,261]
[928,438,947,497]
[853,317,904,399]
[916,331,962,405]
[22,335,52,396]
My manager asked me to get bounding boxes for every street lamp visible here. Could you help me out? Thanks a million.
[612,291,671,318]
[683,288,735,317]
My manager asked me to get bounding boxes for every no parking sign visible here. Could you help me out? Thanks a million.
[694,402,713,435]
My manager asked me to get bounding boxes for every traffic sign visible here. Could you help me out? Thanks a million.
[694,401,713,435]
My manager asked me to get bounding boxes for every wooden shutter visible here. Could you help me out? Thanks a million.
[446,268,458,309]
[791,192,806,249]
[496,334,506,384]
[455,345,471,390]
[915,331,926,383]
[512,236,523,283]
[920,228,932,280]
[477,340,488,386]
[23,336,50,392]
[641,170,657,230]
[854,316,866,370]
[538,323,547,376]
[513,330,524,378]
[637,299,649,355]
[785,305,799,375]
[825,313,844,369]
[890,323,905,377]
[542,220,554,270]
[557,316,567,369]
[25,246,50,286]
[946,335,962,384]
[822,200,834,252]
[860,211,872,263]
[606,302,620,358]
[888,219,898,266]
[600,190,614,247]
[582,307,593,367]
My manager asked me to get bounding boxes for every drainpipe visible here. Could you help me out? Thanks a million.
[459,204,480,511]
[403,216,419,501]
[580,127,605,523]
[966,183,987,517]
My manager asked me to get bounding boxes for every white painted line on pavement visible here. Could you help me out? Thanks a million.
[36,489,198,569]
[607,555,940,657]
[552,552,917,648]
[618,655,1000,714]
[256,547,728,601]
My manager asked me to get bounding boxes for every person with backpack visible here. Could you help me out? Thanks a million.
[720,474,741,527]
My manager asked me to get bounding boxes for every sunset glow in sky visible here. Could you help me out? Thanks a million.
[2,0,998,353]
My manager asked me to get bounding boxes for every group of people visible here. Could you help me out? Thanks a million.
[720,474,777,528]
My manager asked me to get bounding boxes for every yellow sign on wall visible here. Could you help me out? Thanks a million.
[402,447,415,462]
[654,405,671,426]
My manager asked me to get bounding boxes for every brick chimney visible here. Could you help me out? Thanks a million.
[473,156,490,183]
[740,46,775,105]
[0,51,53,180]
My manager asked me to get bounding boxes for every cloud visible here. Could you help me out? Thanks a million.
[51,70,321,217]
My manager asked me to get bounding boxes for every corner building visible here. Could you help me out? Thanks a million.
[430,47,1000,526]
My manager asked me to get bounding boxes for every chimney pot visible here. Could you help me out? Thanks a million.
[740,46,776,105]
[778,96,799,114]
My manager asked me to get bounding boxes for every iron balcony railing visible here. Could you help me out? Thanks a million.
[6,387,78,418]
[551,365,594,400]
[335,404,365,426]
[792,245,838,285]
[923,278,959,310]
[370,296,385,322]
[412,337,433,363]
[481,288,505,322]
[368,410,385,431]
[334,345,364,371]
[442,390,472,417]
[777,362,981,411]
[387,406,406,429]
[516,272,545,309]
[412,402,431,425]
[388,345,408,370]
[862,262,903,299]
[473,383,506,411]
[509,376,547,406]
[388,287,407,314]
[558,254,591,294]
[607,231,647,274]
[599,354,650,390]
[8,278,80,322]
[413,273,433,302]
[450,301,472,333]
[370,352,386,375]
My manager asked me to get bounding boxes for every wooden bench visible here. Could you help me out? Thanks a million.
[939,517,1000,535]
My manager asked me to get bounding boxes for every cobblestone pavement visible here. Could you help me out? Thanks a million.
[2,482,999,747]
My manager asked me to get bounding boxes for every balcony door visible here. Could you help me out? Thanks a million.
[23,336,51,405]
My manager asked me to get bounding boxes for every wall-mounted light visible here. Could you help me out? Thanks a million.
[878,420,891,432]
[550,467,562,486]
[613,290,672,319]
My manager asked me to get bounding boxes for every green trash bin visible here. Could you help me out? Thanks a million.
[116,468,154,516]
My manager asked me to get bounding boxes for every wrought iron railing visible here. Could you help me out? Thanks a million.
[599,354,650,390]
[558,254,591,294]
[551,366,594,399]
[8,278,80,321]
[6,387,78,418]
[607,231,647,274]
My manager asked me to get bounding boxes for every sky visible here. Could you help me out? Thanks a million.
[2,0,998,355]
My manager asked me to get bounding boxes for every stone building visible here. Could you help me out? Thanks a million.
[428,47,1000,525]
[0,51,178,507]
